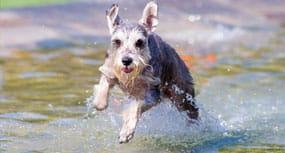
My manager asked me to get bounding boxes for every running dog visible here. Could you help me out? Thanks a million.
[93,1,199,143]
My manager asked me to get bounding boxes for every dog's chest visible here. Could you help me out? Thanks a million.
[118,77,149,99]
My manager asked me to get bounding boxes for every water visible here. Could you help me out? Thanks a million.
[1,1,285,152]
[1,30,284,152]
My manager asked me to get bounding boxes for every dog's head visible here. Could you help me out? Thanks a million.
[105,2,158,87]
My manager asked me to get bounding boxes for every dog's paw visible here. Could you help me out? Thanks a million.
[92,101,108,111]
[119,130,134,144]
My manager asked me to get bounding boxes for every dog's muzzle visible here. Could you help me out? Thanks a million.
[121,56,134,73]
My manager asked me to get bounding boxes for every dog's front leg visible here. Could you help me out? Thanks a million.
[92,75,112,111]
[119,101,142,143]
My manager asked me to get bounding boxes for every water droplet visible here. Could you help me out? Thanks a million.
[271,106,277,111]
[48,104,53,109]
[172,84,185,95]
[188,14,201,22]
[223,132,229,136]
[227,67,231,72]
[274,126,279,132]
[218,114,222,119]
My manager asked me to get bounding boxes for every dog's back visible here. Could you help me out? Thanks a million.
[148,34,198,118]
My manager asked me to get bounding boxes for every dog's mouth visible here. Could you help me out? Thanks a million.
[121,67,133,73]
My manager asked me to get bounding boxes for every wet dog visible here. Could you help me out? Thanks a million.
[93,1,199,143]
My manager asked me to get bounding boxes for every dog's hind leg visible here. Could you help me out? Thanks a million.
[177,96,199,120]
[170,85,199,120]
[174,96,199,120]
[92,75,113,111]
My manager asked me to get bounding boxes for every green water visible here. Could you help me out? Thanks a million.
[0,27,284,153]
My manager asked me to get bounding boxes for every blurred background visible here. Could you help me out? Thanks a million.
[0,0,284,152]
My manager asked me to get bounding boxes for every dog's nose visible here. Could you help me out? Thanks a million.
[122,56,133,66]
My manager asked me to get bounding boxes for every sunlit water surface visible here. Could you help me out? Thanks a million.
[0,27,285,152]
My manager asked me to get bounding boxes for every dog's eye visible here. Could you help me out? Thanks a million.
[135,39,145,48]
[113,39,121,47]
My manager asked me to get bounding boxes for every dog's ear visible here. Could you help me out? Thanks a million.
[106,4,122,34]
[140,1,159,32]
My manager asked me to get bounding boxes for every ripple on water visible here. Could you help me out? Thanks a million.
[198,72,285,132]
[0,112,49,123]
[0,66,3,90]
[18,72,58,79]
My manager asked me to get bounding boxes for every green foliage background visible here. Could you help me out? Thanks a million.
[0,0,78,8]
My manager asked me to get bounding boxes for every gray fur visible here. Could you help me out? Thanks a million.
[93,2,198,144]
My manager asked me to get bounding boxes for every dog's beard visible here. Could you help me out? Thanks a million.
[114,56,150,88]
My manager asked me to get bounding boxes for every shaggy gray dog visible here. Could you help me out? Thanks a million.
[93,1,198,143]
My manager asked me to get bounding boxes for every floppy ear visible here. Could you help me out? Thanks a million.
[139,1,159,32]
[106,4,122,34]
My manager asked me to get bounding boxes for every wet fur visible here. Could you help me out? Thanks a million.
[93,2,198,143]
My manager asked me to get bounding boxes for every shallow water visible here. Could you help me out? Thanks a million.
[1,7,285,153]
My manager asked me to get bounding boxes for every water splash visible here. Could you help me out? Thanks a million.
[84,84,96,119]
[85,84,227,146]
